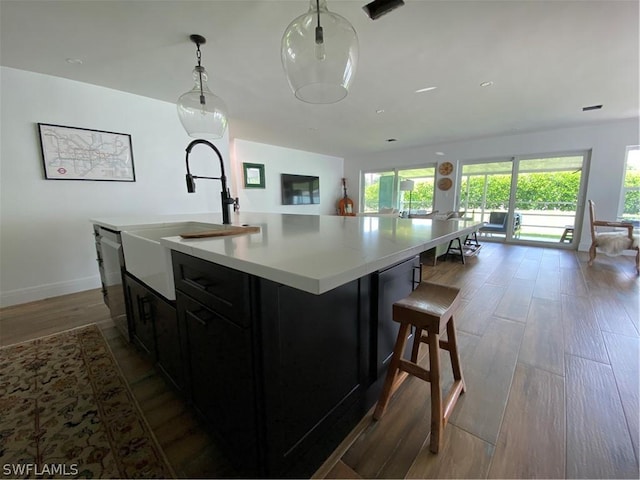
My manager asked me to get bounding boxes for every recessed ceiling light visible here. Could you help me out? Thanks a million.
[415,86,437,93]
[66,58,83,65]
[582,104,603,111]
[480,81,494,87]
[386,138,397,142]
[435,151,445,156]
[376,109,385,114]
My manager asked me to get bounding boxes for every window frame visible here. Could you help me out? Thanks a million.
[618,145,640,221]
[360,164,436,214]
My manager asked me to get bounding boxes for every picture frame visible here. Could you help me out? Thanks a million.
[243,162,265,189]
[38,123,135,181]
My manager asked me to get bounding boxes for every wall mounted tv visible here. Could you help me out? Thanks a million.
[281,174,320,205]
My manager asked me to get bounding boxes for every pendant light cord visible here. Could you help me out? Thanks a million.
[195,41,205,106]
[315,0,323,44]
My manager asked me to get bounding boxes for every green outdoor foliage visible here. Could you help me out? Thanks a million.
[363,181,381,211]
[400,181,434,211]
[624,172,640,216]
[364,171,640,216]
[460,172,583,211]
[364,177,435,211]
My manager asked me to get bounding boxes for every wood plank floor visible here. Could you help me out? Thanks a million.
[316,243,639,480]
[0,289,235,478]
[1,243,638,479]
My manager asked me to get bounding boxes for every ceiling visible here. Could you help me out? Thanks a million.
[1,0,638,158]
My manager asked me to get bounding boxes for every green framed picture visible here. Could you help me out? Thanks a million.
[243,163,265,189]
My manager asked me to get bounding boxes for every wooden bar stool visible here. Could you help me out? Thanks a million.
[373,282,465,454]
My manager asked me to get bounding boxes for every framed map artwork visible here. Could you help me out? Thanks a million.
[37,123,136,181]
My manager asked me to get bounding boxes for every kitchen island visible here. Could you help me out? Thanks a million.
[91,212,481,478]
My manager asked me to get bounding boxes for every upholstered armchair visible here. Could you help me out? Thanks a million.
[588,200,639,275]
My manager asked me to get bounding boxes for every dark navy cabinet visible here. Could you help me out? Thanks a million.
[125,273,158,358]
[169,250,419,478]
[176,291,259,473]
[371,256,420,380]
[257,279,368,476]
[124,273,182,391]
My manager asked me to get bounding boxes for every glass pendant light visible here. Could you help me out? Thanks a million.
[177,34,228,139]
[281,0,359,104]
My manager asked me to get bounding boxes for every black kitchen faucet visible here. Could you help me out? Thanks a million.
[184,139,237,225]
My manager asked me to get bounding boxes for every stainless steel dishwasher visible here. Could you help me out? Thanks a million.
[94,225,129,341]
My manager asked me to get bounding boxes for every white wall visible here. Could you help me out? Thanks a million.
[0,67,231,307]
[344,119,639,251]
[2,66,634,307]
[231,139,343,215]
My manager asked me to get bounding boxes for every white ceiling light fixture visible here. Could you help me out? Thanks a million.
[480,81,494,87]
[177,34,228,139]
[415,86,437,93]
[281,0,359,104]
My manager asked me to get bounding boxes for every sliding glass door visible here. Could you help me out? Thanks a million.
[397,167,435,214]
[512,155,587,244]
[459,160,513,238]
[361,166,436,214]
[458,152,589,246]
[362,170,395,213]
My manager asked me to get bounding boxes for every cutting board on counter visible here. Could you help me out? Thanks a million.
[180,225,261,239]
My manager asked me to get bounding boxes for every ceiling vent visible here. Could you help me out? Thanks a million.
[582,104,603,111]
[363,0,405,20]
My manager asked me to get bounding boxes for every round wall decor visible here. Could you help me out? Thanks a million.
[437,177,453,191]
[438,161,453,176]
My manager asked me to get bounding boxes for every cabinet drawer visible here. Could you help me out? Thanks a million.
[172,251,250,327]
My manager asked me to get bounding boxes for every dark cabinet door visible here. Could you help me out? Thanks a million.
[176,292,258,473]
[258,279,366,477]
[153,294,182,391]
[371,255,420,380]
[172,251,258,474]
[124,274,181,390]
[125,274,156,358]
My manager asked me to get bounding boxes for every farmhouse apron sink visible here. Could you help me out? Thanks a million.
[121,222,225,300]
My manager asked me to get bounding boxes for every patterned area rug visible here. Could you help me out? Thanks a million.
[0,324,174,479]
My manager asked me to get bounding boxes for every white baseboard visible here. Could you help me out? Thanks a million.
[0,275,102,308]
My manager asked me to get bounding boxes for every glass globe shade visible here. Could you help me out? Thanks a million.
[281,0,359,104]
[177,66,228,139]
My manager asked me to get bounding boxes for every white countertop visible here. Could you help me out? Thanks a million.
[90,212,228,231]
[91,212,480,295]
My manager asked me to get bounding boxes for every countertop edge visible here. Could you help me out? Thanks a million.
[161,222,480,295]
[92,213,481,296]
